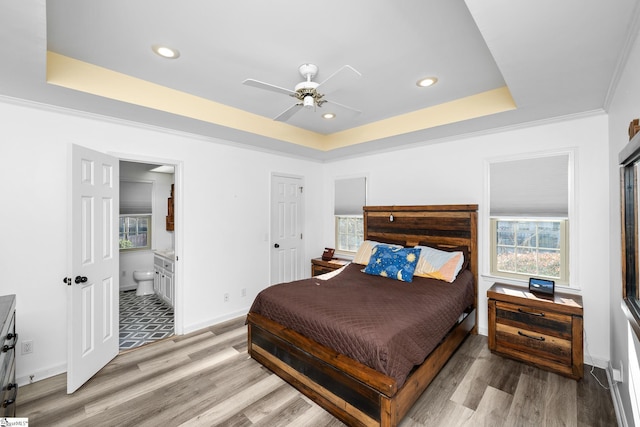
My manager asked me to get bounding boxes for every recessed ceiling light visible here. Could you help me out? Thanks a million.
[416,77,438,87]
[152,45,180,59]
[322,113,336,119]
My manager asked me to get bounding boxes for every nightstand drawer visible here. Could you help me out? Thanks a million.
[312,265,336,276]
[311,257,350,277]
[495,301,572,339]
[495,322,572,365]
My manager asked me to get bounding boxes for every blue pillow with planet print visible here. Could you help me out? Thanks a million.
[363,244,422,282]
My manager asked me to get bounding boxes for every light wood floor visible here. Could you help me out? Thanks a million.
[18,317,617,426]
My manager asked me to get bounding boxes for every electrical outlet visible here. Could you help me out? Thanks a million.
[224,293,229,302]
[22,340,33,355]
[241,288,246,297]
[613,368,623,382]
[614,360,624,382]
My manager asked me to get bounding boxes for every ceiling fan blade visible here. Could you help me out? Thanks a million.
[317,65,362,95]
[274,103,302,121]
[243,78,295,96]
[324,99,362,115]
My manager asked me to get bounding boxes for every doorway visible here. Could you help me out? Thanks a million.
[270,174,304,284]
[68,145,183,393]
[118,160,176,351]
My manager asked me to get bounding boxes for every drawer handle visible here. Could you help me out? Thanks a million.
[3,332,17,352]
[517,308,545,317]
[2,383,17,408]
[518,330,545,341]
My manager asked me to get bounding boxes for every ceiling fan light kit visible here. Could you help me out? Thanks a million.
[303,95,315,109]
[243,63,362,122]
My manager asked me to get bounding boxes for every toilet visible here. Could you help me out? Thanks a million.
[133,271,154,296]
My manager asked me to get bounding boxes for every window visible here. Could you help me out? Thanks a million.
[491,218,568,282]
[335,216,364,252]
[119,180,153,251]
[334,177,366,254]
[489,153,571,284]
[620,137,640,339]
[119,215,151,250]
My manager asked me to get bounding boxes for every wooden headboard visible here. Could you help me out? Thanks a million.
[363,204,479,289]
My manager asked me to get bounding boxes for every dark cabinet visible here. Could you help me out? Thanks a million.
[1,295,17,416]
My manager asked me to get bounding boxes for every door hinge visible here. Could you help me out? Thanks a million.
[299,186,303,193]
[300,233,303,239]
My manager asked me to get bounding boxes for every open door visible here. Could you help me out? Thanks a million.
[66,144,119,393]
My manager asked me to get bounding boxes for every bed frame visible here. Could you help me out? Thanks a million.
[247,205,478,427]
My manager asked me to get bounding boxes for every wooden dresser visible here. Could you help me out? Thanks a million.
[487,283,583,379]
[311,257,350,276]
[0,294,17,416]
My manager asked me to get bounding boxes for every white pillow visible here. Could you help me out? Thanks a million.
[413,245,464,283]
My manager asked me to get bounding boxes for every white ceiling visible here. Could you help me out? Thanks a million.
[1,0,638,160]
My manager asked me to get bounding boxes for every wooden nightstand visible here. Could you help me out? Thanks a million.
[311,257,350,276]
[487,282,583,379]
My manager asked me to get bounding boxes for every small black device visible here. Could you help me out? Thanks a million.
[528,277,555,298]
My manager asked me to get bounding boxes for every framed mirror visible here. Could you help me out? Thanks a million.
[620,134,640,338]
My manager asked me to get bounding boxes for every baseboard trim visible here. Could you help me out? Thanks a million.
[608,362,628,427]
[182,307,250,335]
[17,363,66,387]
[585,355,610,370]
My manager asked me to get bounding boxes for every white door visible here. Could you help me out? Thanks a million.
[270,175,304,284]
[67,144,119,393]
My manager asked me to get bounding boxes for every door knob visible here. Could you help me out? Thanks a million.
[274,243,280,248]
[74,276,88,284]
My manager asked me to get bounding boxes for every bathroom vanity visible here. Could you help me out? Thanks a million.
[153,252,175,307]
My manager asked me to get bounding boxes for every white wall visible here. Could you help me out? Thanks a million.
[608,19,640,426]
[0,99,323,384]
[323,114,611,367]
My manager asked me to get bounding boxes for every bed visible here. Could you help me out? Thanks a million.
[247,205,478,427]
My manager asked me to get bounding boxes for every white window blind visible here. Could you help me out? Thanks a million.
[490,154,569,217]
[120,181,153,215]
[334,177,366,215]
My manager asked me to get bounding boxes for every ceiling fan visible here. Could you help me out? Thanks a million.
[243,63,362,122]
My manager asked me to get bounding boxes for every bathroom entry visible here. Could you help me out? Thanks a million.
[118,161,176,351]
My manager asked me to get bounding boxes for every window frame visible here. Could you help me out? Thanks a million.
[485,149,576,288]
[334,214,364,255]
[489,217,569,284]
[620,136,640,340]
[119,214,152,251]
[333,175,367,256]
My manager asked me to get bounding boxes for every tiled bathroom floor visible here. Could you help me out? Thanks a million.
[119,290,174,350]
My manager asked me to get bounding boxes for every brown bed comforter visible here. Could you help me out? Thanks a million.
[248,262,475,387]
